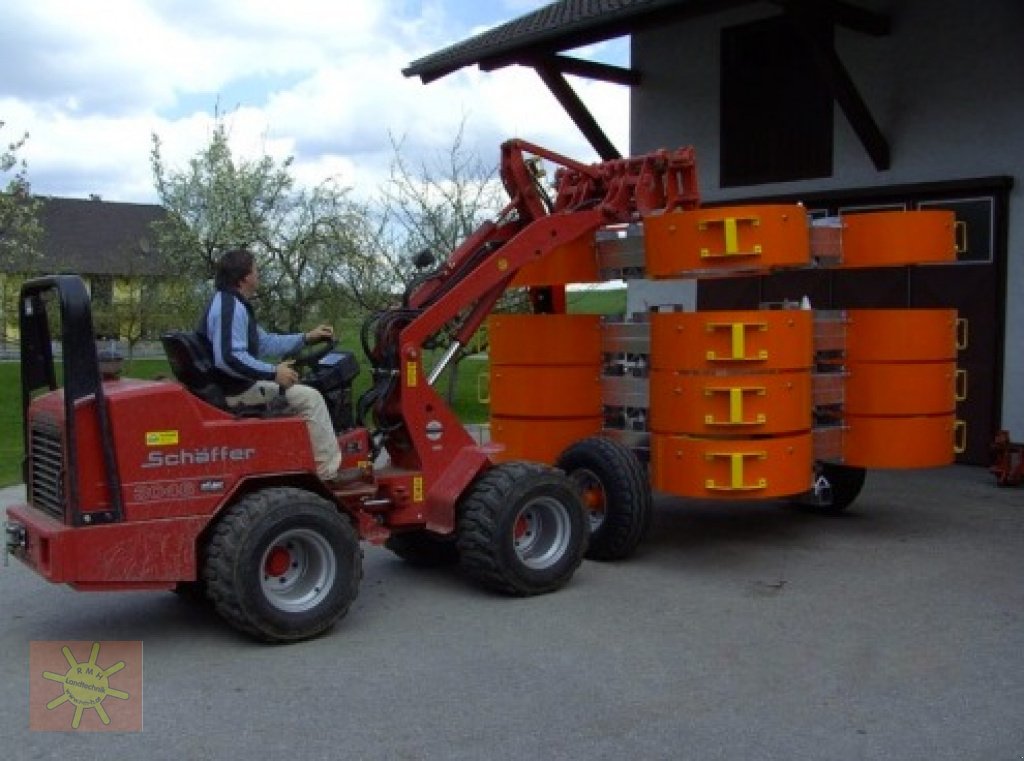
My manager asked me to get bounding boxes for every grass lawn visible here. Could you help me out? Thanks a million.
[0,363,23,487]
[567,287,626,315]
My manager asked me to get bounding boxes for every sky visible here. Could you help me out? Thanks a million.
[0,0,629,205]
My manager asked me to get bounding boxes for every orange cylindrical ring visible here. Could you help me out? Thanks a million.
[489,314,602,366]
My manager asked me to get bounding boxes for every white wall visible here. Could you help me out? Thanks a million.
[626,279,696,316]
[631,0,1024,434]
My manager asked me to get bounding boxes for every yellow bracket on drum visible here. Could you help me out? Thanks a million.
[704,321,769,361]
[702,386,767,426]
[698,215,762,259]
[704,451,768,492]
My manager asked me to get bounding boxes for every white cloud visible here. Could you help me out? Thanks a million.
[1,0,629,203]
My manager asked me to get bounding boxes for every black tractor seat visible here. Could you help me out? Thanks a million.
[160,331,288,418]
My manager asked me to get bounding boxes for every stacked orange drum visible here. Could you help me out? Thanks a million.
[487,314,603,463]
[511,236,599,287]
[648,310,814,498]
[644,205,810,277]
[840,210,957,266]
[843,309,960,467]
[484,203,961,498]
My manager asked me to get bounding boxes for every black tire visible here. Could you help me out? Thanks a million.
[792,462,867,515]
[385,530,459,567]
[557,436,652,561]
[203,487,362,642]
[457,462,587,596]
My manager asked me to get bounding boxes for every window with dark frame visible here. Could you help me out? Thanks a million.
[720,15,834,187]
[90,275,112,307]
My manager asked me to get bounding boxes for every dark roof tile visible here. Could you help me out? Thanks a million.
[404,0,689,81]
[35,196,168,276]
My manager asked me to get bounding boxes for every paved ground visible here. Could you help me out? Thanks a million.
[2,466,1022,760]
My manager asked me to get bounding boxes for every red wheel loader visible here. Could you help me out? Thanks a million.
[4,140,699,642]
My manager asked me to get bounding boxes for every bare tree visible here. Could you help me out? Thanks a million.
[366,126,517,402]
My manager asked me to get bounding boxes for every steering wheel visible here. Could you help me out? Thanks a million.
[286,338,337,376]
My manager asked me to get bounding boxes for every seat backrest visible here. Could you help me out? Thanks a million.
[160,331,229,409]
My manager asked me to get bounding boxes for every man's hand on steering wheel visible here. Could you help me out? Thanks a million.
[287,324,338,376]
[305,324,334,344]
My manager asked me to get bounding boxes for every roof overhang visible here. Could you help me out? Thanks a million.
[404,0,891,167]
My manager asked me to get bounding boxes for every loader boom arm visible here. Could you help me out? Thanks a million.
[362,139,699,491]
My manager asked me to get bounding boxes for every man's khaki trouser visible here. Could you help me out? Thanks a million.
[226,381,342,479]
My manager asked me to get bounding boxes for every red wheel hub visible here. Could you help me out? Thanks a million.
[514,514,529,540]
[582,488,604,512]
[265,546,291,577]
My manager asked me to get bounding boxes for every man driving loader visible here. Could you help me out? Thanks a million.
[198,248,343,481]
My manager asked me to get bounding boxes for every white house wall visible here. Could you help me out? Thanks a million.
[631,0,1024,436]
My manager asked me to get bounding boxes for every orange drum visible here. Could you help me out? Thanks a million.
[489,365,602,417]
[843,414,955,468]
[650,432,813,499]
[644,204,809,277]
[650,369,811,435]
[651,310,813,371]
[488,314,602,366]
[488,313,603,464]
[841,210,956,267]
[512,236,599,287]
[845,362,956,416]
[489,416,602,464]
[845,309,959,362]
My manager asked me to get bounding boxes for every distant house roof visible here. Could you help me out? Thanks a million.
[35,196,168,277]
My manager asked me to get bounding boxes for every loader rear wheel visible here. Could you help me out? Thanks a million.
[557,436,652,561]
[203,487,362,642]
[457,462,587,596]
[385,530,459,567]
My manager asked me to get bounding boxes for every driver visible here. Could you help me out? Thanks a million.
[199,248,343,481]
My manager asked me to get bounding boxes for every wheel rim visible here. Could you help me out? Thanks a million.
[259,528,337,613]
[512,496,572,570]
[568,468,607,532]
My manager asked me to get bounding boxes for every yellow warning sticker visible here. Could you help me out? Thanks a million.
[406,361,417,387]
[145,430,179,446]
[413,476,424,502]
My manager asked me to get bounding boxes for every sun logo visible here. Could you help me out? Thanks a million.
[42,642,130,729]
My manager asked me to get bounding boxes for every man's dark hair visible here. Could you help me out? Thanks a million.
[215,248,254,290]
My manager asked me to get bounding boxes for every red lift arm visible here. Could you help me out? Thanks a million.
[360,139,699,530]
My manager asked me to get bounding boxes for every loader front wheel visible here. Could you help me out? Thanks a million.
[557,436,652,561]
[203,487,362,642]
[457,462,587,596]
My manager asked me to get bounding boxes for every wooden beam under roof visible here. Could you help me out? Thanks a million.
[481,53,642,87]
[533,62,623,160]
